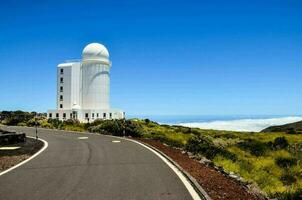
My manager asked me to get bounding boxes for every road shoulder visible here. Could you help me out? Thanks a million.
[0,137,48,176]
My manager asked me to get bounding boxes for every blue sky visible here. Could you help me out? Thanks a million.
[0,0,301,116]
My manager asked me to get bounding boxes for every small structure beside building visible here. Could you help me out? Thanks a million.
[47,43,124,122]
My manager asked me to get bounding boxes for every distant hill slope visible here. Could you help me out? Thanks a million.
[261,120,302,133]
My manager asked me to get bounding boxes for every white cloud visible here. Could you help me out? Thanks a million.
[178,116,302,132]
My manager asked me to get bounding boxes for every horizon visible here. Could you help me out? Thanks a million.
[1,0,302,116]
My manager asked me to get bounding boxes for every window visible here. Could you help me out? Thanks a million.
[85,113,88,118]
[60,68,64,74]
[60,104,63,108]
[56,113,59,118]
[109,113,112,119]
[49,113,52,118]
[63,113,66,119]
[60,77,63,83]
[70,113,72,118]
[60,95,63,101]
[97,113,99,118]
[103,113,106,119]
[92,113,94,118]
[60,86,63,92]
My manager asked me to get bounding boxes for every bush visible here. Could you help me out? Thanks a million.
[272,137,289,150]
[237,139,268,156]
[40,121,53,129]
[280,173,297,185]
[155,134,184,148]
[88,119,142,137]
[185,136,237,161]
[63,119,80,126]
[286,128,297,134]
[26,118,42,127]
[276,188,302,200]
[47,118,62,129]
[125,120,142,137]
[275,157,297,168]
[0,111,36,125]
[17,122,27,126]
[89,119,104,126]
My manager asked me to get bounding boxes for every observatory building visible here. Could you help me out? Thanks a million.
[47,43,124,122]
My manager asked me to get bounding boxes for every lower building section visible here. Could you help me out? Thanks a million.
[47,109,125,122]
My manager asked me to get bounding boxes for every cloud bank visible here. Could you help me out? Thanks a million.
[178,116,302,132]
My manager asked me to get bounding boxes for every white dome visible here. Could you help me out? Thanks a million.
[82,43,109,60]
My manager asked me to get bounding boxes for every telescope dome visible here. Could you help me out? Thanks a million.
[82,43,109,60]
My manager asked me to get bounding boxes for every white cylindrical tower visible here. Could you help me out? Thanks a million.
[81,43,111,110]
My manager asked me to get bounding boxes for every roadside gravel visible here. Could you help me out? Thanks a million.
[0,138,43,172]
[137,138,262,200]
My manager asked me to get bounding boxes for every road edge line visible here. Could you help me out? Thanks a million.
[0,136,48,177]
[134,139,212,200]
[122,137,208,200]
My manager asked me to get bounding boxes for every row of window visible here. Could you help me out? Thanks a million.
[49,113,113,119]
[60,69,64,105]
[85,113,112,118]
[49,113,70,119]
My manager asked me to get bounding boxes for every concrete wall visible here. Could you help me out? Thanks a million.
[81,62,110,110]
[71,62,81,108]
[47,109,124,122]
[57,64,72,110]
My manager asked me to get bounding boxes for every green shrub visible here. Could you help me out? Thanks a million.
[47,118,62,129]
[185,136,236,161]
[17,122,27,126]
[88,119,142,137]
[272,137,289,150]
[237,139,268,156]
[125,120,143,137]
[89,119,104,126]
[0,110,37,125]
[40,121,53,129]
[159,135,184,148]
[276,188,302,200]
[286,128,297,135]
[26,118,39,127]
[280,173,296,185]
[275,157,297,168]
[63,119,80,126]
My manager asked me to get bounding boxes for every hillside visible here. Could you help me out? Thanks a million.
[261,120,302,133]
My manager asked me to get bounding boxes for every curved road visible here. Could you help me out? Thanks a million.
[0,127,195,200]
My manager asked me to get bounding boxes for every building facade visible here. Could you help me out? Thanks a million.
[47,43,124,122]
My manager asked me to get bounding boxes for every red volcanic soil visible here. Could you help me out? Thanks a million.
[136,138,262,200]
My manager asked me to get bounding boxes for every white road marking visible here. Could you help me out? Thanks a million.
[112,140,121,143]
[0,136,48,177]
[124,138,202,200]
[78,137,88,140]
[0,147,21,150]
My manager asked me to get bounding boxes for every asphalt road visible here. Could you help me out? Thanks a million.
[0,127,194,200]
